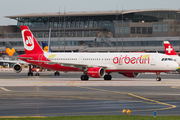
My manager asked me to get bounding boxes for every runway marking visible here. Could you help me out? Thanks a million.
[75,86,176,112]
[171,86,180,89]
[68,81,89,86]
[0,87,11,91]
[68,81,74,86]
[0,93,139,102]
[0,93,168,116]
[155,81,180,84]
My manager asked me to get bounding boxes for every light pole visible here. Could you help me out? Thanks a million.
[64,7,66,52]
[116,6,118,52]
[177,11,180,53]
[122,6,123,52]
[58,7,60,52]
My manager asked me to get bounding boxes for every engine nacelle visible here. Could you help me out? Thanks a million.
[13,63,22,73]
[120,72,140,78]
[87,67,105,78]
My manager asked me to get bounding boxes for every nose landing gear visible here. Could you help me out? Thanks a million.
[156,72,161,81]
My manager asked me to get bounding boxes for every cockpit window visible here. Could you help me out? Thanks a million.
[161,58,174,61]
[168,58,173,61]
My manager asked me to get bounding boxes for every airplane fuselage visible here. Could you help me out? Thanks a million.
[19,52,178,73]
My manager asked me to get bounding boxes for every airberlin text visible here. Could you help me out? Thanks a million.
[113,55,150,64]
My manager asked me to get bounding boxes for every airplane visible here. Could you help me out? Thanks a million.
[18,26,178,81]
[163,41,180,71]
[0,42,44,76]
[1,27,53,76]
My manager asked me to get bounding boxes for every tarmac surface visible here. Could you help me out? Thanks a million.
[0,70,180,117]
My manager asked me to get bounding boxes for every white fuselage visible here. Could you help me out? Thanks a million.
[43,52,178,72]
[168,55,180,66]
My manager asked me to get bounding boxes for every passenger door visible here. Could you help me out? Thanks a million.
[151,55,157,66]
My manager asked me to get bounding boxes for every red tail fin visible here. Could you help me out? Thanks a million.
[163,41,177,55]
[21,26,43,54]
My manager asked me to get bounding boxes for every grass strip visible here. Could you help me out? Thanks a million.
[0,115,180,120]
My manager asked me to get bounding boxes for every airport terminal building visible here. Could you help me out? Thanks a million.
[1,9,180,53]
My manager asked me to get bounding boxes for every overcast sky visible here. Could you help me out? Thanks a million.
[1,0,180,25]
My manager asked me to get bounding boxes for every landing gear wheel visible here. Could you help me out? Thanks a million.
[54,71,60,76]
[81,75,89,81]
[35,73,39,76]
[156,77,161,81]
[28,72,33,76]
[104,75,112,80]
[28,65,33,76]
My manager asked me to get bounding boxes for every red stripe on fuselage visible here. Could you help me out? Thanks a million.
[105,70,172,73]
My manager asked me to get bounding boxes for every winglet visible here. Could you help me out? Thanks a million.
[163,41,177,55]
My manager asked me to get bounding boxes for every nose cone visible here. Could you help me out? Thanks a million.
[171,61,179,71]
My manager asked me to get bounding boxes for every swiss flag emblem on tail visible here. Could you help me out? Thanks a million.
[163,41,177,55]
[21,26,43,54]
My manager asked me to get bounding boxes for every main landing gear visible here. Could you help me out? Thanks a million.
[35,72,40,76]
[80,73,112,81]
[54,71,60,76]
[104,74,112,80]
[81,75,89,81]
[156,72,161,81]
[28,65,33,76]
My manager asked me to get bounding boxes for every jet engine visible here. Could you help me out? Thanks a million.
[13,63,22,73]
[119,72,140,78]
[87,67,105,78]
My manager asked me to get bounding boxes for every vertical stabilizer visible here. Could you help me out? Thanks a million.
[163,41,177,55]
[5,42,19,56]
[21,26,43,54]
[42,41,52,52]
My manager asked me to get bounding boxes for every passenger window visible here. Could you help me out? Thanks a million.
[165,58,167,61]
[162,58,164,61]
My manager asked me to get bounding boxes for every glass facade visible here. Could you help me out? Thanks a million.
[3,10,180,53]
[17,15,116,32]
[17,11,180,32]
[2,39,180,48]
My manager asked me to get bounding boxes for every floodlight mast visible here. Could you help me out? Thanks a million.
[122,5,123,52]
[58,7,60,52]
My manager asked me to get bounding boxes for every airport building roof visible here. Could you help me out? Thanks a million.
[5,9,180,18]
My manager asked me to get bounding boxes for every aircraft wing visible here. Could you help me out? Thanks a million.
[29,60,107,69]
[0,60,27,64]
